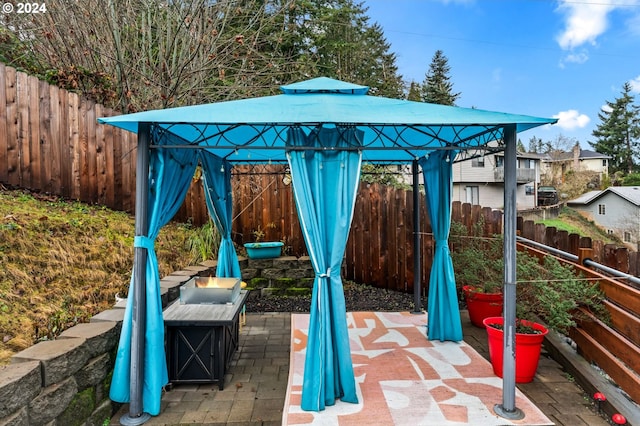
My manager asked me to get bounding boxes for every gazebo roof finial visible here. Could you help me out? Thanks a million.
[280,77,369,95]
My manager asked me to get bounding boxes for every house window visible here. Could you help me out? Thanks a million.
[607,229,614,235]
[495,156,504,167]
[624,232,632,242]
[472,157,485,167]
[602,159,607,167]
[465,186,479,205]
[525,185,534,195]
[598,204,606,215]
[521,159,533,169]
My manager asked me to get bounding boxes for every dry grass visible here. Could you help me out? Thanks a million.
[0,188,197,364]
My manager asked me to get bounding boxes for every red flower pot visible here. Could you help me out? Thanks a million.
[463,285,503,328]
[483,316,549,383]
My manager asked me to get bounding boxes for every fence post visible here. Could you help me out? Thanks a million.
[578,247,593,266]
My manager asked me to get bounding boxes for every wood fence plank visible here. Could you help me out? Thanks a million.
[28,75,41,189]
[603,300,640,349]
[576,308,640,373]
[58,89,71,197]
[94,104,107,204]
[597,277,640,318]
[568,233,580,256]
[120,130,135,212]
[392,186,403,289]
[630,251,640,277]
[404,189,414,292]
[569,327,640,405]
[68,92,80,199]
[534,223,546,243]
[77,97,88,201]
[85,98,98,203]
[103,114,116,208]
[39,80,52,192]
[350,184,366,283]
[48,84,62,194]
[369,184,382,287]
[0,63,8,183]
[16,72,30,188]
[382,185,394,288]
[557,230,569,253]
[5,66,19,186]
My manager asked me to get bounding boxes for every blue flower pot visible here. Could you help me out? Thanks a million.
[244,242,284,259]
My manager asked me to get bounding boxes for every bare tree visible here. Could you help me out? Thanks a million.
[5,0,305,112]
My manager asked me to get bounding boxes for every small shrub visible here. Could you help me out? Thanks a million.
[186,220,221,263]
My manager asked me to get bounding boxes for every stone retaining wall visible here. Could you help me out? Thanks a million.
[241,256,316,296]
[0,256,311,425]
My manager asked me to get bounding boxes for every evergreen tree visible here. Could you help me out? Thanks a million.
[421,50,460,105]
[407,81,421,101]
[590,82,640,174]
[289,0,404,98]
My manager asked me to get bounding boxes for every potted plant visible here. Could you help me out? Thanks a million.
[451,221,504,327]
[243,223,284,259]
[482,253,608,383]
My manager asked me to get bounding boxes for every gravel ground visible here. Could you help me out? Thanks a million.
[244,281,418,313]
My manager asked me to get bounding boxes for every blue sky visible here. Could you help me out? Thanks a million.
[364,0,640,149]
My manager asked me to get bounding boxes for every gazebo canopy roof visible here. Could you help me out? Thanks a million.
[98,77,556,163]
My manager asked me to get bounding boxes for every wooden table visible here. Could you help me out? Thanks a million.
[163,290,248,390]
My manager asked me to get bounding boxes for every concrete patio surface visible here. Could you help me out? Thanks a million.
[110,311,611,426]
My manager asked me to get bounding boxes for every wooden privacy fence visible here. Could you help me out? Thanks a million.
[4,62,640,289]
[0,63,138,212]
[3,63,639,408]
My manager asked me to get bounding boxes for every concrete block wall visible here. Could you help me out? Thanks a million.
[0,321,122,426]
[0,256,314,425]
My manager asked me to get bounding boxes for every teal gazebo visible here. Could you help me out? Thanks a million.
[99,77,556,424]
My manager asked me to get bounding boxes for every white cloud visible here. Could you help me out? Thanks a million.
[630,76,640,93]
[559,50,589,68]
[555,0,640,52]
[555,0,615,50]
[564,51,589,64]
[553,109,591,130]
[601,104,613,113]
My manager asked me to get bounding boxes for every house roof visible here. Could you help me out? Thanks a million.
[567,190,603,205]
[567,186,640,206]
[544,148,611,163]
[517,151,546,160]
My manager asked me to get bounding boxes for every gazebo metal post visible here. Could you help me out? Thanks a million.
[120,122,151,425]
[412,159,422,314]
[495,124,524,419]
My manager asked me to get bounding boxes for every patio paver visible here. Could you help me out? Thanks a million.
[110,311,610,425]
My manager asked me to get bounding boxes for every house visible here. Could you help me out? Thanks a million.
[541,143,610,185]
[567,186,640,250]
[451,150,545,210]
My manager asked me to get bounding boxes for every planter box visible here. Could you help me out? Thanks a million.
[244,242,284,259]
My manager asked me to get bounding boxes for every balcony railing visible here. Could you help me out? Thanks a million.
[494,167,536,183]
